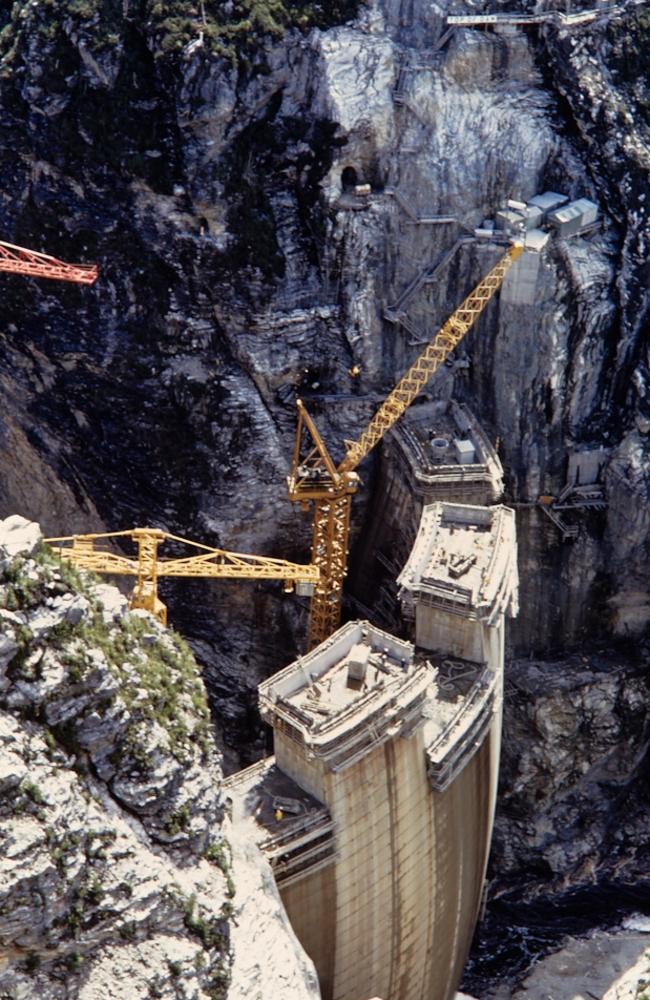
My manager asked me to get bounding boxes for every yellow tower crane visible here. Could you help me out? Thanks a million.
[45,527,319,626]
[288,242,524,649]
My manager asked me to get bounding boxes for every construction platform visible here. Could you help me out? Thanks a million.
[389,398,504,504]
[398,502,519,630]
[225,758,336,889]
[351,399,504,630]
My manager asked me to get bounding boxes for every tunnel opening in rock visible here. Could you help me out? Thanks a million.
[341,166,359,191]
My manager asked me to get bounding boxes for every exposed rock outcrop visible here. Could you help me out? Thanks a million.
[228,824,321,1000]
[0,515,320,999]
[462,645,650,994]
[488,927,650,999]
[494,650,650,886]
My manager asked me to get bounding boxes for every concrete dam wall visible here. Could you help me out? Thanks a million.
[274,648,502,1000]
[226,404,518,1000]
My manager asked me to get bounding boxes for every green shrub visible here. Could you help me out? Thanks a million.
[65,950,84,970]
[204,840,235,898]
[22,781,46,806]
[206,966,230,1000]
[1,0,363,69]
[165,803,192,835]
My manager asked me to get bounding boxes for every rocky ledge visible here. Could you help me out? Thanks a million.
[494,650,650,890]
[0,514,319,1000]
[488,923,650,1000]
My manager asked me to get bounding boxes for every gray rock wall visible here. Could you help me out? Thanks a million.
[0,0,645,669]
[495,652,650,885]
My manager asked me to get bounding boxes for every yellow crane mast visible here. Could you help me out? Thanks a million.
[288,242,524,649]
[45,527,319,626]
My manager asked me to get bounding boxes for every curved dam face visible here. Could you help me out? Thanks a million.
[279,694,500,1000]
[225,405,517,1000]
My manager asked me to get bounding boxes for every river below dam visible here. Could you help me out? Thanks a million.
[462,881,650,995]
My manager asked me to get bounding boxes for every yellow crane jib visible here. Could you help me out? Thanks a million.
[287,242,524,649]
[44,528,319,626]
[338,242,524,474]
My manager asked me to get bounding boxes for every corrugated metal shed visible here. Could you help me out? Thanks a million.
[453,439,476,465]
[523,205,543,230]
[496,209,524,234]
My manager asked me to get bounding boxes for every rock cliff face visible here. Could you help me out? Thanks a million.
[495,649,650,885]
[0,0,649,987]
[1,1,648,654]
[0,514,319,999]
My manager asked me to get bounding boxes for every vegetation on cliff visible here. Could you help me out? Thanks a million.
[147,0,363,58]
[4,543,212,765]
[0,516,234,998]
[0,0,363,67]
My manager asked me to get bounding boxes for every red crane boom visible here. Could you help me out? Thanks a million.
[0,240,98,284]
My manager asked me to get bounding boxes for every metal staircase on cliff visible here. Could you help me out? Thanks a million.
[384,235,476,323]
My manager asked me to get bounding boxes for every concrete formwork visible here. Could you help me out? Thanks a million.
[283,716,497,1000]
